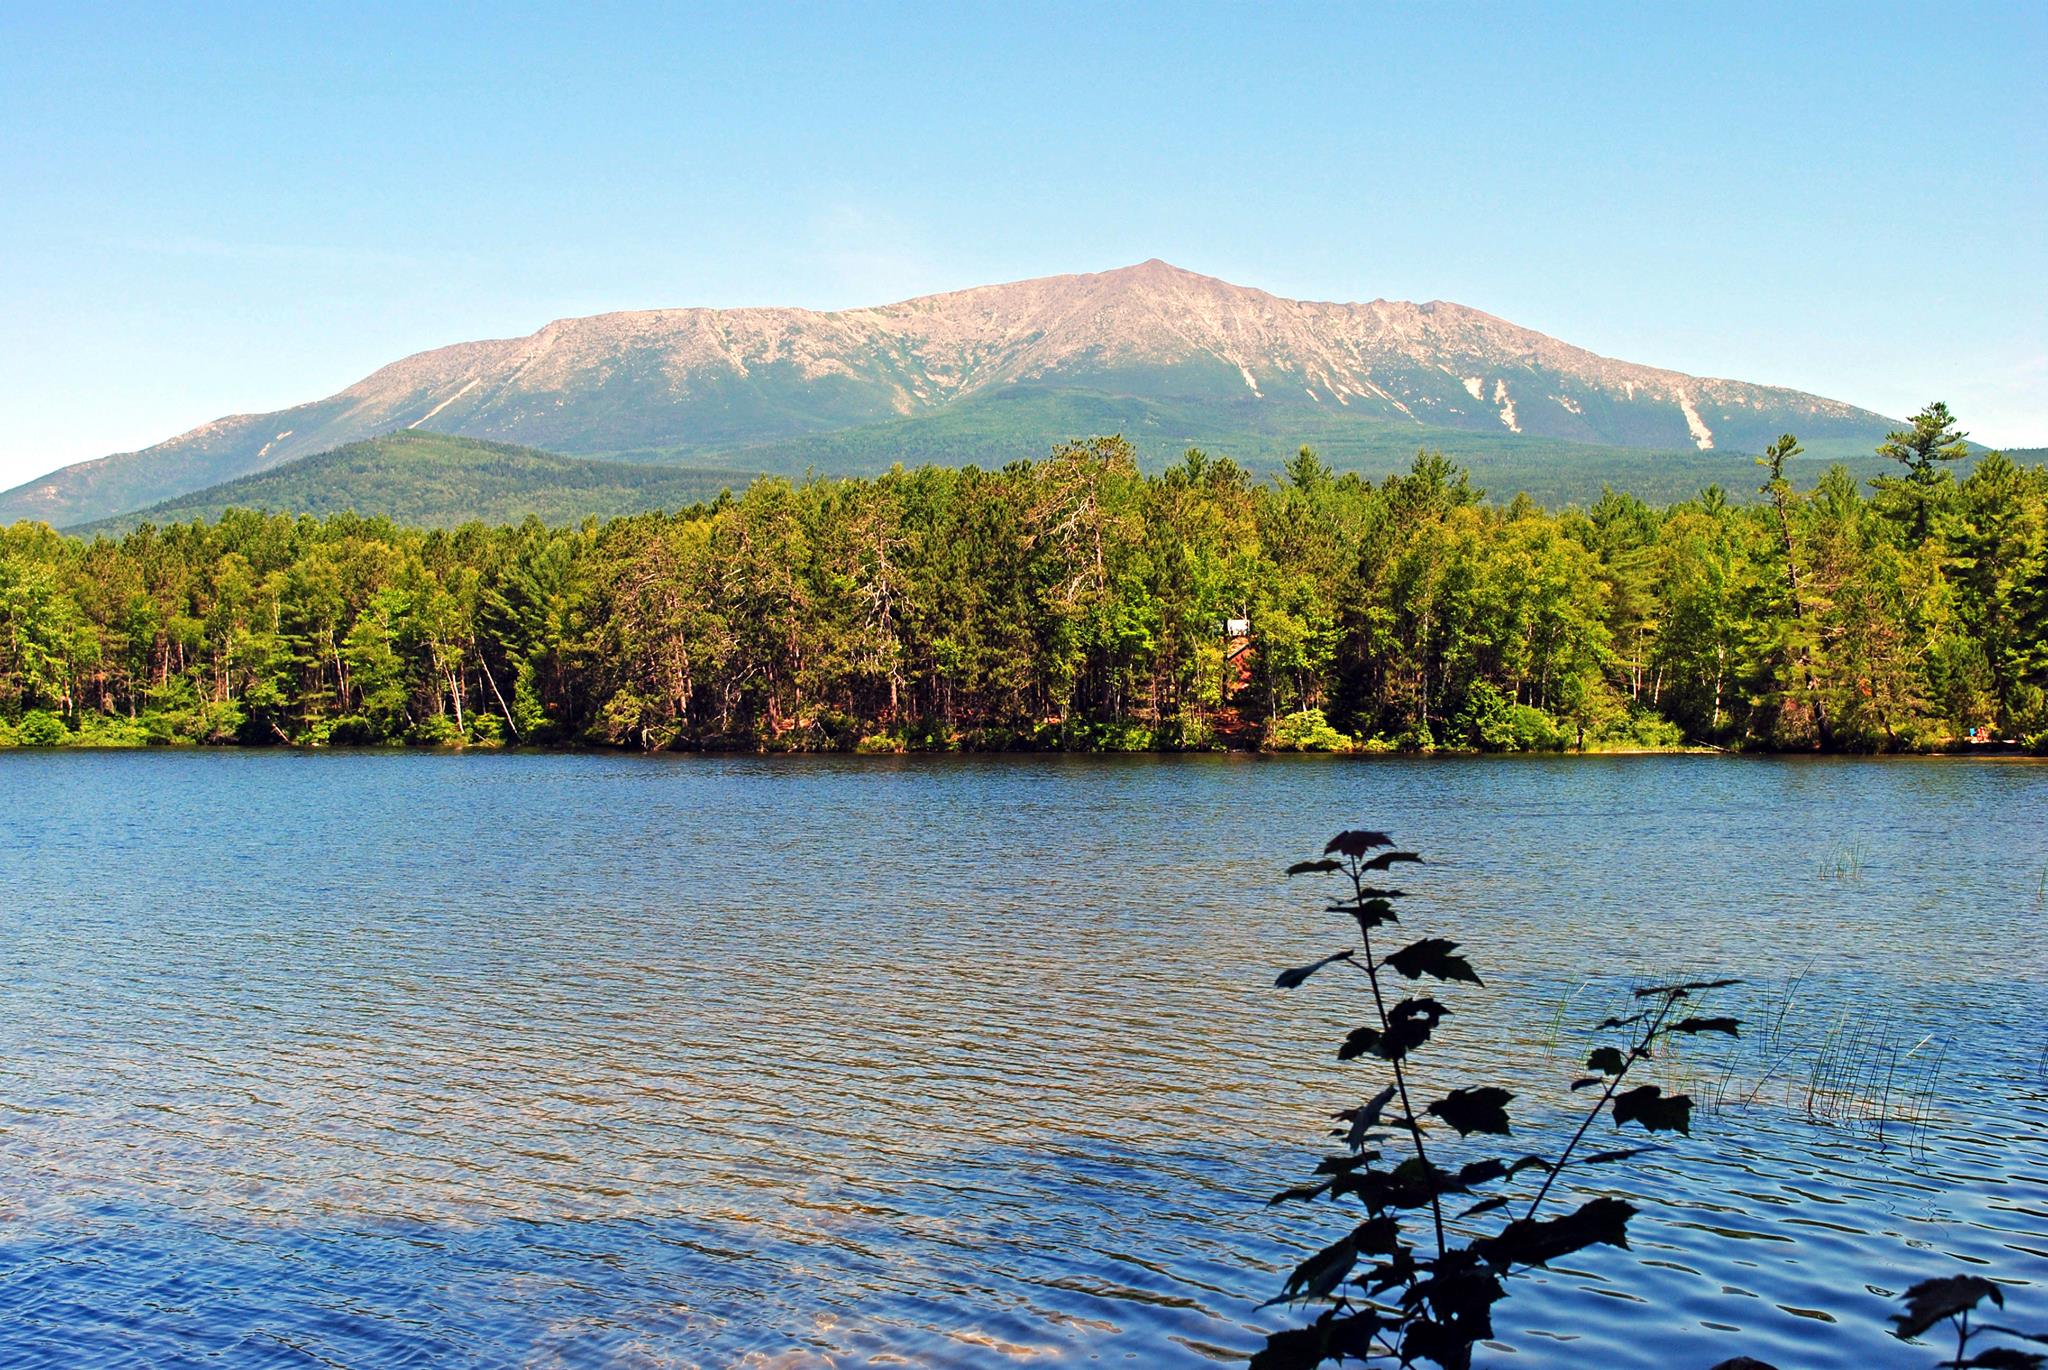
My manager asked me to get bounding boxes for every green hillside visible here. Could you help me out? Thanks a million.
[602,386,1897,507]
[72,433,754,533]
[58,400,1938,536]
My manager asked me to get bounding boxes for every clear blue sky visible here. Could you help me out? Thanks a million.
[3,1,2043,487]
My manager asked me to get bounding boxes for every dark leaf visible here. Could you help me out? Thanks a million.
[1666,1016,1741,1037]
[1363,850,1424,872]
[1384,936,1484,986]
[1335,1157,1465,1210]
[1586,1046,1627,1076]
[1275,1231,1361,1303]
[1634,976,1742,998]
[1313,1150,1383,1175]
[1453,1154,1542,1188]
[1325,830,1395,856]
[1350,1214,1404,1255]
[1404,1302,1500,1368]
[1404,1249,1505,1359]
[1357,1247,1419,1297]
[1338,1025,1383,1061]
[1267,1178,1333,1205]
[1373,997,1449,1061]
[1275,949,1355,989]
[1348,899,1401,933]
[1891,1275,2004,1340]
[1285,858,1342,877]
[1250,1310,1387,1369]
[1473,1196,1637,1270]
[1612,1085,1693,1135]
[1357,887,1409,899]
[1249,1324,1328,1370]
[1266,1219,1405,1310]
[1456,1157,1510,1188]
[1956,1351,2046,1369]
[1427,1086,1515,1136]
[1336,1085,1398,1150]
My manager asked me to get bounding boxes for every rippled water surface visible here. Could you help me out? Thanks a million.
[1,752,2044,1368]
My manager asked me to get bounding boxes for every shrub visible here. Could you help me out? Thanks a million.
[1159,707,1217,751]
[1717,1274,2048,1370]
[16,710,69,747]
[957,725,1024,752]
[1454,682,1565,751]
[1881,1275,2046,1369]
[68,713,151,748]
[1257,830,1738,1369]
[406,713,463,747]
[898,717,960,751]
[326,715,392,747]
[1050,719,1158,752]
[1395,721,1438,752]
[1270,709,1355,753]
[1586,707,1687,751]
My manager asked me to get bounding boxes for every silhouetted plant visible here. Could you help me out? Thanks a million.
[1883,1275,2047,1369]
[1713,1274,2047,1370]
[1888,1275,2047,1369]
[1256,829,1740,1369]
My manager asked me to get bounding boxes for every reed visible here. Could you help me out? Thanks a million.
[1815,840,1868,881]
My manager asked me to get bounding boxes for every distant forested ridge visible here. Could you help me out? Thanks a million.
[2,408,2043,754]
[75,432,753,535]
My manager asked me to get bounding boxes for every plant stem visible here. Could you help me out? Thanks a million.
[1523,990,1678,1222]
[1348,857,1448,1260]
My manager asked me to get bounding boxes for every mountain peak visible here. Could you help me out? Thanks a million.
[2,262,1895,529]
[1110,257,1200,279]
[1093,257,1248,294]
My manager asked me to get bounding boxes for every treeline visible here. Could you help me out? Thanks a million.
[2,405,2043,753]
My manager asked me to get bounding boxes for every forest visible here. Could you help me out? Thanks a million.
[1,404,2043,754]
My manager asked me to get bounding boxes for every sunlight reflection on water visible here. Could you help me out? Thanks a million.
[0,752,2043,1367]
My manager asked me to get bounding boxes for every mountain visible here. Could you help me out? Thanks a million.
[73,433,752,534]
[3,260,1897,527]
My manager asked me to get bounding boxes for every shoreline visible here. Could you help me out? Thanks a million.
[3,738,2038,760]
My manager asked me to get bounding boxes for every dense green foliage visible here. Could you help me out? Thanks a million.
[2,409,2043,753]
[78,432,752,534]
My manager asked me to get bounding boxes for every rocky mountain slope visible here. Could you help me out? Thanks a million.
[3,260,1895,527]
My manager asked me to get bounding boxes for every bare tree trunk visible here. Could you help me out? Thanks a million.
[476,647,520,740]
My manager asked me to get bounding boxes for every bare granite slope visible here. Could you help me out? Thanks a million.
[2,260,1892,527]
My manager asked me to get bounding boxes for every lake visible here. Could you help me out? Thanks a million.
[0,752,2042,1368]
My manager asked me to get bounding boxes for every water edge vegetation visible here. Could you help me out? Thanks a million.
[2,404,2043,756]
